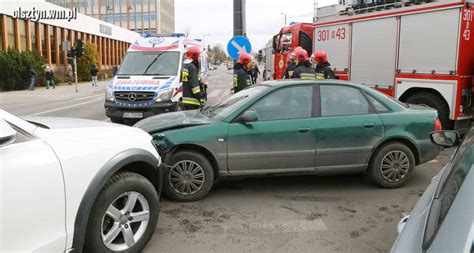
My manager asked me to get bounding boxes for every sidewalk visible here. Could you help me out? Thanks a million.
[0,80,109,106]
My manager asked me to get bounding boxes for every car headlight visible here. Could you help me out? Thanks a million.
[105,87,114,101]
[157,88,173,102]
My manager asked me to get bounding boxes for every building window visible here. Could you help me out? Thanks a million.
[50,26,56,64]
[30,22,37,51]
[6,16,15,49]
[40,24,47,57]
[19,20,27,51]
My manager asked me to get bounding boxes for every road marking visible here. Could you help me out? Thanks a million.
[27,98,103,116]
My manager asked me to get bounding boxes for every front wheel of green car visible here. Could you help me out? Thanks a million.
[368,142,416,188]
[163,151,214,202]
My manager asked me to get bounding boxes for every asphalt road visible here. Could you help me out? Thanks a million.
[0,66,450,252]
[0,66,233,120]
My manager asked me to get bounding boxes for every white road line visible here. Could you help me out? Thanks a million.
[27,98,103,116]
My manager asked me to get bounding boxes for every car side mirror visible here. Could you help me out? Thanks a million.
[112,66,118,77]
[239,110,259,123]
[430,131,460,148]
[0,120,16,146]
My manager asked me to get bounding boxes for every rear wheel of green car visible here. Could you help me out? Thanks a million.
[368,142,416,188]
[163,151,214,202]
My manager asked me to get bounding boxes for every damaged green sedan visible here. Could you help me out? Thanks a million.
[135,80,441,202]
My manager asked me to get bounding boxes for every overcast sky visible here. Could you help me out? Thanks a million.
[175,0,337,53]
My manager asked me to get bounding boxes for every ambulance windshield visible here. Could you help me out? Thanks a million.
[117,51,180,76]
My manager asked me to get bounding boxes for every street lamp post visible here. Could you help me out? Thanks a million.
[203,33,211,50]
[280,13,287,26]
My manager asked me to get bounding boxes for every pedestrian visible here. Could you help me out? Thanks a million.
[312,51,336,80]
[291,48,315,79]
[67,65,74,85]
[180,46,203,110]
[247,61,255,85]
[90,64,99,87]
[283,53,297,79]
[233,52,252,93]
[45,65,56,89]
[252,62,260,84]
[27,65,36,91]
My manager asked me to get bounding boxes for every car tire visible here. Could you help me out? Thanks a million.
[368,142,416,188]
[110,117,124,124]
[84,172,159,253]
[163,151,214,202]
[403,92,453,129]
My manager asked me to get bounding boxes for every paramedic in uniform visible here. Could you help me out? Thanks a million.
[233,52,252,93]
[312,51,336,79]
[181,46,203,110]
[283,52,297,79]
[291,48,316,79]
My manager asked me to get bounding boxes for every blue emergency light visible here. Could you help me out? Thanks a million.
[140,33,185,38]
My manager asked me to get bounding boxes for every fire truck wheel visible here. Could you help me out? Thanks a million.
[403,92,453,129]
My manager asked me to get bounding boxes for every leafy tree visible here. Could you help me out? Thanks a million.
[0,48,46,91]
[77,42,99,81]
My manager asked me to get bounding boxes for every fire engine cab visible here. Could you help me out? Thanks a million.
[271,0,474,130]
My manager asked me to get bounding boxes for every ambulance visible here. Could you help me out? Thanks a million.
[104,33,209,123]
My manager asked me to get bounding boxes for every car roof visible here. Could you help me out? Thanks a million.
[261,79,371,90]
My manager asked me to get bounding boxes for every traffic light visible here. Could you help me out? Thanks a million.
[76,39,84,58]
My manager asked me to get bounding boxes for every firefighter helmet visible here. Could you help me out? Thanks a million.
[186,46,200,61]
[312,51,328,65]
[238,52,251,65]
[294,48,309,62]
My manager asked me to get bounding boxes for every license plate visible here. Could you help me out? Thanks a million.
[123,112,143,119]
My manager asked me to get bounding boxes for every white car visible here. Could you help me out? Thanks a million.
[0,110,163,253]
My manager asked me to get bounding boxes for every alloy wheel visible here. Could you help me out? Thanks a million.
[380,150,410,183]
[169,160,205,195]
[101,191,150,251]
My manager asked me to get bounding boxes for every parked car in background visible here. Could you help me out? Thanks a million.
[227,61,233,70]
[209,64,218,70]
[135,80,441,202]
[391,129,474,253]
[1,110,163,253]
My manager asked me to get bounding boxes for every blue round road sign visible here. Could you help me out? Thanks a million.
[227,36,252,60]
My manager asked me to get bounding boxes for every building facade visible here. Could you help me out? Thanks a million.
[47,0,175,34]
[0,0,138,79]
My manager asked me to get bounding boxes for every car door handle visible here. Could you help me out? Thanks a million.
[363,122,375,128]
[297,127,311,133]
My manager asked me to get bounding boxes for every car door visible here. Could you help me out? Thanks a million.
[227,85,316,174]
[1,120,66,252]
[314,84,384,173]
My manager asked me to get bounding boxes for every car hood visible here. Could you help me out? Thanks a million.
[134,110,215,133]
[391,166,446,253]
[24,116,120,129]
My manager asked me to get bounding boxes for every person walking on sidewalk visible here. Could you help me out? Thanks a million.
[45,65,56,89]
[90,65,99,87]
[27,65,36,91]
[67,65,74,85]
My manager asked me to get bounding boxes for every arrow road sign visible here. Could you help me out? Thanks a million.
[227,36,252,60]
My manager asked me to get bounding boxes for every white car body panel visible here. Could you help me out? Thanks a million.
[2,139,66,252]
[1,111,160,252]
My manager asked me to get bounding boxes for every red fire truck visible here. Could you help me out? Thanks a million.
[271,0,474,130]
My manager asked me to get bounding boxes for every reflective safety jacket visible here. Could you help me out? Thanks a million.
[315,62,336,80]
[233,63,251,93]
[283,62,296,79]
[181,60,202,106]
[291,61,315,79]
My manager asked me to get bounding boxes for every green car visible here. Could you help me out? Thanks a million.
[135,80,441,202]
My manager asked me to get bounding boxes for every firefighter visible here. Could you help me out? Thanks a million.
[312,51,336,80]
[291,48,315,79]
[181,46,203,110]
[283,53,297,79]
[233,52,252,93]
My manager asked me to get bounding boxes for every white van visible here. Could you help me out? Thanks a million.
[105,33,209,123]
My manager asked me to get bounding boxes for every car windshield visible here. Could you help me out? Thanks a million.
[201,86,269,120]
[117,51,180,76]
